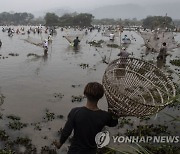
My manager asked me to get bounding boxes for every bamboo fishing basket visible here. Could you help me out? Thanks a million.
[102,57,176,117]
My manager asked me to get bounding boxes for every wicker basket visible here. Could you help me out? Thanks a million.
[102,57,176,117]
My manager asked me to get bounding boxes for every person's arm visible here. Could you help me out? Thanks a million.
[106,110,118,127]
[53,109,75,149]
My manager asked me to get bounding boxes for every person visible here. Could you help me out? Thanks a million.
[157,42,167,62]
[53,82,118,154]
[73,37,80,48]
[0,39,2,47]
[118,47,131,58]
[43,40,48,53]
[109,32,115,41]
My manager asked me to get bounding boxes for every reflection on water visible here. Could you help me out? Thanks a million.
[0,26,180,152]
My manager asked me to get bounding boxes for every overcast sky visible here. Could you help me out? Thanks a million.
[0,0,179,12]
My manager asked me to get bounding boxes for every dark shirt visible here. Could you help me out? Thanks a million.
[73,38,80,47]
[60,107,118,154]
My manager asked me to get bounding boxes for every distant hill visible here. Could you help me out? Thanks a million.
[33,2,180,20]
[90,2,180,19]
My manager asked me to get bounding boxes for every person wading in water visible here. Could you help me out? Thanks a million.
[53,82,118,154]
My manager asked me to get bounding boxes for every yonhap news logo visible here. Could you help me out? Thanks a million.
[95,131,110,148]
[95,131,179,148]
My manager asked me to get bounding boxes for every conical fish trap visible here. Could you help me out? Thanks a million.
[102,57,176,117]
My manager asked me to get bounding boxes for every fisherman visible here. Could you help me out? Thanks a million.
[0,40,2,47]
[73,37,80,48]
[109,32,115,41]
[53,82,118,154]
[118,47,131,58]
[85,30,88,35]
[48,34,52,42]
[43,39,48,54]
[157,42,167,62]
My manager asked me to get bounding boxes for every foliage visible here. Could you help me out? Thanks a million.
[45,12,94,26]
[44,13,59,26]
[0,12,34,25]
[142,16,173,29]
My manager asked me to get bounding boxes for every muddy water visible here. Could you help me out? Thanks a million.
[0,27,180,153]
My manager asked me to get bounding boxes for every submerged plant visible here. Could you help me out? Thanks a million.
[71,95,85,102]
[8,121,28,130]
[44,109,55,121]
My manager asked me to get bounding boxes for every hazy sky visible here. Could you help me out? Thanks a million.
[0,0,179,12]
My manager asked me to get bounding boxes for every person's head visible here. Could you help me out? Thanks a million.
[162,42,166,46]
[84,82,104,103]
[76,37,79,39]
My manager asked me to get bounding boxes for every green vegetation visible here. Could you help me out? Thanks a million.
[170,59,180,66]
[45,12,94,26]
[142,16,174,29]
[0,12,34,25]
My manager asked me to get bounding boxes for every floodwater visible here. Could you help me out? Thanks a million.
[0,27,180,153]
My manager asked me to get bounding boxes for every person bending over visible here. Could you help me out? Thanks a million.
[53,82,118,154]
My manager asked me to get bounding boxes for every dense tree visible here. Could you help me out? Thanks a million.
[44,12,94,27]
[142,16,173,29]
[44,13,59,26]
[0,12,35,25]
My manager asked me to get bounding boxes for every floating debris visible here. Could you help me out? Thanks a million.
[44,109,55,121]
[31,122,42,131]
[8,121,28,130]
[170,59,180,66]
[118,118,133,128]
[125,124,170,136]
[88,40,104,47]
[7,115,21,121]
[79,63,89,69]
[53,93,64,99]
[0,129,9,141]
[0,94,5,105]
[71,84,81,88]
[144,144,179,154]
[27,53,41,58]
[107,43,119,48]
[57,115,64,119]
[41,146,57,154]
[71,95,85,102]
[8,53,19,56]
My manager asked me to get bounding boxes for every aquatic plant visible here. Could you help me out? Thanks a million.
[44,109,55,121]
[79,63,89,69]
[0,129,9,141]
[71,84,81,88]
[88,40,104,47]
[170,59,180,66]
[0,149,15,154]
[8,121,28,130]
[8,53,19,56]
[107,44,119,48]
[125,124,170,137]
[7,115,21,121]
[144,143,180,154]
[31,122,42,131]
[71,95,85,102]
[53,93,64,99]
[57,115,64,119]
[118,118,134,128]
[41,146,57,154]
[0,94,5,106]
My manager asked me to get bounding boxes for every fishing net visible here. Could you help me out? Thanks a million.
[103,30,120,37]
[140,31,180,51]
[102,57,176,117]
[63,33,84,44]
[23,37,43,47]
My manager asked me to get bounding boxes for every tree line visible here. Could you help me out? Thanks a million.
[0,11,179,30]
[44,12,94,27]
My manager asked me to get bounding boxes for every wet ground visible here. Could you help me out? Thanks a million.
[0,27,179,153]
